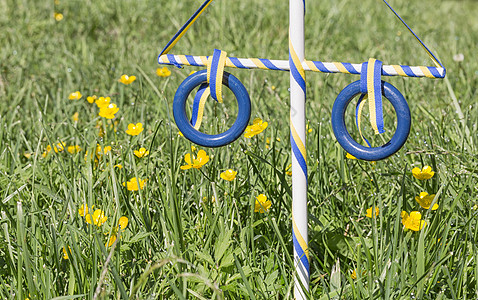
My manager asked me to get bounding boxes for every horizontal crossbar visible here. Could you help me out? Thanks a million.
[158,54,445,79]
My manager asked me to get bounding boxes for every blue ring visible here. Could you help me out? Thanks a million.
[331,80,411,161]
[173,70,251,147]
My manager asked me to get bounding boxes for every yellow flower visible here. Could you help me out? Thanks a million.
[87,95,97,103]
[134,147,149,158]
[350,269,365,279]
[106,235,117,247]
[118,216,129,230]
[156,67,171,77]
[346,153,357,160]
[85,209,108,226]
[56,143,65,152]
[99,103,119,119]
[366,207,379,218]
[95,145,112,156]
[52,141,66,153]
[285,164,292,176]
[415,192,439,210]
[72,112,79,122]
[88,145,112,161]
[401,211,426,231]
[42,145,51,157]
[188,71,196,76]
[54,12,63,21]
[123,177,146,191]
[191,145,197,152]
[412,166,435,180]
[180,150,209,170]
[78,203,93,217]
[119,74,136,85]
[68,91,82,100]
[244,118,268,138]
[114,164,123,169]
[67,145,81,154]
[95,96,111,109]
[254,194,271,213]
[178,131,184,137]
[126,123,144,136]
[220,169,237,181]
[306,123,312,134]
[62,246,71,259]
[202,196,216,203]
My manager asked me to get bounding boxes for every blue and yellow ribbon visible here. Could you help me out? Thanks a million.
[207,49,227,103]
[191,83,210,129]
[360,58,385,135]
[355,94,372,147]
[353,58,385,149]
[190,49,228,129]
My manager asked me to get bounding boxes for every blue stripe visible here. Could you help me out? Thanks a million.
[209,49,221,101]
[293,228,310,272]
[360,62,368,94]
[291,133,308,182]
[381,68,391,76]
[401,65,417,77]
[312,61,328,73]
[428,67,441,78]
[289,54,306,94]
[373,60,385,134]
[186,55,199,66]
[260,58,282,71]
[168,55,179,67]
[343,63,359,74]
[229,57,247,69]
[190,84,208,126]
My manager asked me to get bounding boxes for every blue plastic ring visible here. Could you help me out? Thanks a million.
[173,70,251,147]
[331,80,411,161]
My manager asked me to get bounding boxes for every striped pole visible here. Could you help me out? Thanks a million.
[289,0,309,299]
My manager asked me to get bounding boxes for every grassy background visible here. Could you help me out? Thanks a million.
[1,0,477,299]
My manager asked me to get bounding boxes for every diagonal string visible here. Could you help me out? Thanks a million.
[159,0,214,57]
[381,0,443,68]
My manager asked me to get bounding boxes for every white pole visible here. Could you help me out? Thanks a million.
[289,0,309,299]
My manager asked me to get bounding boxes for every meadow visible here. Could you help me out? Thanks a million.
[0,0,477,299]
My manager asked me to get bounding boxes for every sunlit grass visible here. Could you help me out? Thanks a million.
[0,0,477,299]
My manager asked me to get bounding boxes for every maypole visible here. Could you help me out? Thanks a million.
[289,0,309,298]
[159,1,446,299]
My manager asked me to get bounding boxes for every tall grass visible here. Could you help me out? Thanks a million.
[0,0,477,299]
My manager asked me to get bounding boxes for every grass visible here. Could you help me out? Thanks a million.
[0,0,478,299]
